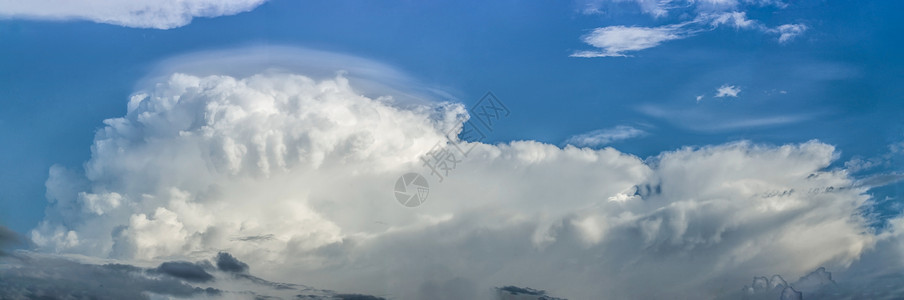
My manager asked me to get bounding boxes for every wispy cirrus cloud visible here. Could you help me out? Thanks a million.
[0,0,267,29]
[580,0,677,17]
[773,23,809,43]
[573,1,808,57]
[571,24,694,57]
[564,125,647,147]
[580,0,789,18]
[637,103,819,131]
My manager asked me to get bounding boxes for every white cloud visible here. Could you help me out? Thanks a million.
[637,103,819,131]
[78,192,121,215]
[842,139,904,174]
[579,0,789,18]
[697,95,705,102]
[580,0,676,17]
[141,45,453,107]
[845,156,884,173]
[573,2,807,57]
[0,0,267,29]
[572,24,691,57]
[774,23,808,43]
[564,125,646,147]
[715,84,741,97]
[705,11,756,28]
[28,67,895,298]
[890,141,904,154]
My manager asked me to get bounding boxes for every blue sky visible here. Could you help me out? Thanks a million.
[1,1,903,299]
[2,1,901,233]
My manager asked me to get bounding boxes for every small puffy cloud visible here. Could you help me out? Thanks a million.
[564,125,646,147]
[0,0,267,29]
[774,23,808,43]
[845,156,884,173]
[572,25,689,57]
[715,84,742,97]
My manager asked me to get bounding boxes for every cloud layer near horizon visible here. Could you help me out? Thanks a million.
[28,71,901,299]
[0,250,376,299]
[0,0,266,29]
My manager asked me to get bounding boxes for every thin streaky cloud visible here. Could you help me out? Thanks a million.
[637,103,819,131]
[564,125,647,147]
[573,3,809,58]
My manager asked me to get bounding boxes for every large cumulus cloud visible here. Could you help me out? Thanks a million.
[29,70,894,299]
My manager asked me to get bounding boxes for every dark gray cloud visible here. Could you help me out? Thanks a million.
[499,286,546,295]
[0,225,26,256]
[155,261,215,283]
[728,266,904,300]
[216,251,250,273]
[0,226,16,243]
[234,234,276,242]
[0,254,218,299]
[496,286,567,300]
[496,285,565,300]
[334,294,387,300]
[0,252,392,299]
